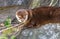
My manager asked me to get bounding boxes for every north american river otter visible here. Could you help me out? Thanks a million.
[16,7,60,28]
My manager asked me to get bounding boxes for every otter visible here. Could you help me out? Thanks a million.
[16,7,60,28]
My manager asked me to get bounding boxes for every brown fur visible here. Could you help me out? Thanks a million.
[25,7,60,28]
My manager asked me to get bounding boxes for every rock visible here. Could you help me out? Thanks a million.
[0,0,22,7]
[0,0,32,8]
[17,23,60,39]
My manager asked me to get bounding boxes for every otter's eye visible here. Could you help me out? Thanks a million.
[16,9,28,23]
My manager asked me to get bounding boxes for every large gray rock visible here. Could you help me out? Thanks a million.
[0,0,32,7]
[17,23,60,39]
[0,0,23,7]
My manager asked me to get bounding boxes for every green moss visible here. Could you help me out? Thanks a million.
[11,36,16,39]
[4,16,11,28]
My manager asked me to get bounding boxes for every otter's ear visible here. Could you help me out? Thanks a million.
[16,9,29,23]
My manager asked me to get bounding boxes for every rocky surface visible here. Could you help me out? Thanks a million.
[0,0,31,8]
[17,23,60,39]
[0,0,23,7]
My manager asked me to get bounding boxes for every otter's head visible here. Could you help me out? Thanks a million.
[16,9,29,23]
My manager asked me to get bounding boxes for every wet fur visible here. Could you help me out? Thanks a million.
[25,7,60,28]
